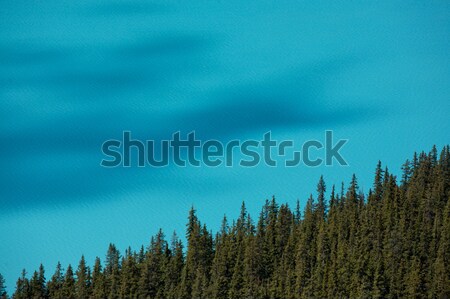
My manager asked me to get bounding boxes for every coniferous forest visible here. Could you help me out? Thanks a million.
[3,146,449,299]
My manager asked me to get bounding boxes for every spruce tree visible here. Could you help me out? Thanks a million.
[13,269,30,299]
[119,247,139,298]
[0,273,7,299]
[209,216,231,299]
[61,265,75,299]
[138,230,166,298]
[47,262,63,299]
[91,257,106,299]
[164,232,184,299]
[104,244,121,299]
[431,198,450,297]
[29,264,46,299]
[75,255,90,298]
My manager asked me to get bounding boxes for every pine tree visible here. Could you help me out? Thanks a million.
[0,273,7,299]
[47,262,63,299]
[179,208,214,298]
[295,195,316,298]
[13,269,30,299]
[242,234,260,298]
[179,207,203,299]
[209,216,231,299]
[29,264,46,299]
[311,213,329,298]
[75,255,90,298]
[431,198,450,297]
[104,244,120,299]
[91,257,106,299]
[404,257,422,298]
[119,247,139,298]
[374,161,384,201]
[138,230,166,298]
[164,232,184,299]
[316,175,327,218]
[61,265,75,299]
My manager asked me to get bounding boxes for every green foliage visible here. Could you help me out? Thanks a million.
[47,262,63,299]
[13,270,30,299]
[11,145,450,298]
[61,265,75,299]
[91,257,105,299]
[29,264,46,299]
[0,273,7,299]
[75,255,90,298]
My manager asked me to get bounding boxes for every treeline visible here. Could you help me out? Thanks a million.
[4,146,450,298]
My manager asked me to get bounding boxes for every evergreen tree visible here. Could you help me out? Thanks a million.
[91,257,106,299]
[164,232,184,299]
[0,273,7,299]
[138,230,166,298]
[119,247,139,298]
[75,255,90,298]
[13,269,30,299]
[61,265,75,299]
[29,264,46,299]
[179,207,205,299]
[47,262,63,299]
[431,198,450,297]
[295,195,316,298]
[104,244,121,299]
[208,216,231,299]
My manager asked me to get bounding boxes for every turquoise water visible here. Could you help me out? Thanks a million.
[1,0,449,292]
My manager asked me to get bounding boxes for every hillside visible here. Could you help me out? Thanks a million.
[4,146,449,299]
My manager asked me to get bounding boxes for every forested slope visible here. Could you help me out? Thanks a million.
[5,146,450,299]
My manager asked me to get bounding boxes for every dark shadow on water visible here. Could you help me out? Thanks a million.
[84,0,170,16]
[0,55,382,210]
[0,33,215,97]
[0,45,67,66]
[117,35,213,58]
